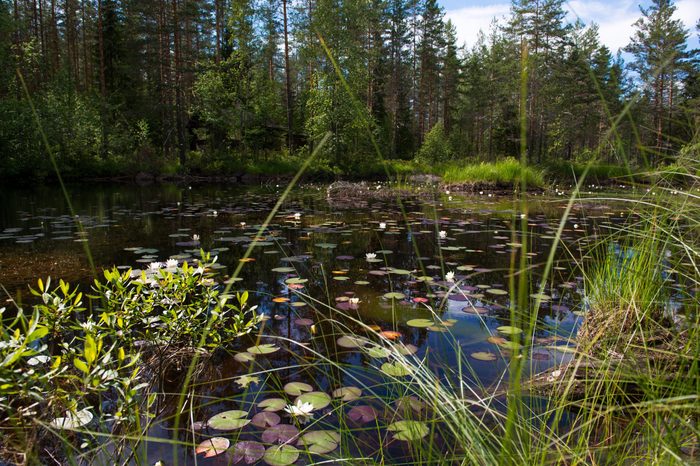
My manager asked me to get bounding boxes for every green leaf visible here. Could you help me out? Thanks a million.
[207,410,250,430]
[406,318,434,328]
[74,358,89,374]
[297,430,340,454]
[84,335,97,365]
[296,391,331,410]
[381,361,412,377]
[246,344,280,355]
[263,444,299,466]
[387,420,429,441]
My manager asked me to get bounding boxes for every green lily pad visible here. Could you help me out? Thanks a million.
[272,267,296,273]
[247,344,280,354]
[381,361,412,377]
[285,277,307,285]
[337,335,367,348]
[530,293,551,301]
[234,352,256,363]
[284,382,313,396]
[407,318,434,328]
[496,326,523,335]
[263,444,299,466]
[486,288,508,296]
[366,345,391,358]
[258,398,287,412]
[296,391,331,410]
[297,430,341,454]
[207,410,250,430]
[383,292,406,300]
[395,343,418,355]
[387,420,429,441]
[388,268,411,275]
[470,351,498,361]
[544,345,576,353]
[332,386,362,401]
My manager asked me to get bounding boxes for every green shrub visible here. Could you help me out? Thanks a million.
[416,122,453,164]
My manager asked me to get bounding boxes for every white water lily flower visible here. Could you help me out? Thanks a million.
[284,399,314,420]
[365,252,377,260]
[293,212,302,220]
[240,221,246,227]
[149,262,163,271]
[166,258,178,269]
[349,297,360,305]
[212,210,218,217]
[439,230,447,239]
[445,271,455,283]
[192,234,200,242]
[194,266,205,275]
[379,222,386,229]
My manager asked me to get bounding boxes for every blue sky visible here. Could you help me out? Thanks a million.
[440,0,700,53]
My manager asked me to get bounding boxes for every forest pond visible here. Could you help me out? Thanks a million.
[0,182,650,465]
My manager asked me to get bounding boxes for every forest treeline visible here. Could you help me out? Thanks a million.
[0,0,698,180]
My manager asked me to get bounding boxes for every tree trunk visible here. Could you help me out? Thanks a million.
[282,0,293,149]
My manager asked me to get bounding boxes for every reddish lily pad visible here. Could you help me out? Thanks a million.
[229,441,265,464]
[347,405,379,424]
[251,411,281,428]
[262,424,300,444]
[195,437,230,458]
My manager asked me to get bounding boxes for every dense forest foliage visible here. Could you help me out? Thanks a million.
[0,0,698,180]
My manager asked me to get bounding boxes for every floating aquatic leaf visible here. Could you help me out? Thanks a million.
[294,318,313,326]
[544,345,576,353]
[379,330,402,340]
[395,396,428,413]
[195,437,230,458]
[354,280,370,285]
[366,345,391,358]
[285,277,307,285]
[235,375,260,388]
[297,430,340,454]
[247,344,280,355]
[347,405,379,424]
[258,398,287,412]
[486,288,508,296]
[388,268,411,275]
[500,340,523,350]
[234,352,256,363]
[262,424,300,444]
[387,420,429,441]
[229,441,265,464]
[332,386,362,401]
[496,326,523,335]
[407,318,434,328]
[530,293,551,301]
[337,335,367,349]
[470,351,498,361]
[395,343,418,355]
[272,267,296,273]
[284,382,313,396]
[296,391,331,410]
[251,412,281,428]
[383,292,405,300]
[207,410,250,430]
[462,306,489,315]
[263,444,299,466]
[381,361,412,377]
[50,408,93,429]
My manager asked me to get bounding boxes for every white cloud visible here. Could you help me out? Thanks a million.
[445,0,700,53]
[444,3,511,48]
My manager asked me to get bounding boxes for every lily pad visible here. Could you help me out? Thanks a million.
[285,277,307,285]
[496,326,523,335]
[297,430,341,454]
[407,318,434,328]
[263,445,299,466]
[272,267,296,273]
[337,335,367,349]
[207,410,250,430]
[50,408,93,429]
[381,361,412,377]
[383,292,406,300]
[347,405,379,424]
[470,351,498,361]
[229,441,265,464]
[395,343,418,355]
[332,386,362,401]
[387,420,429,441]
[262,424,300,444]
[284,382,314,396]
[296,391,331,410]
[258,398,287,412]
[195,437,230,458]
[247,344,280,355]
[486,288,508,296]
[251,411,281,428]
[366,345,391,358]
